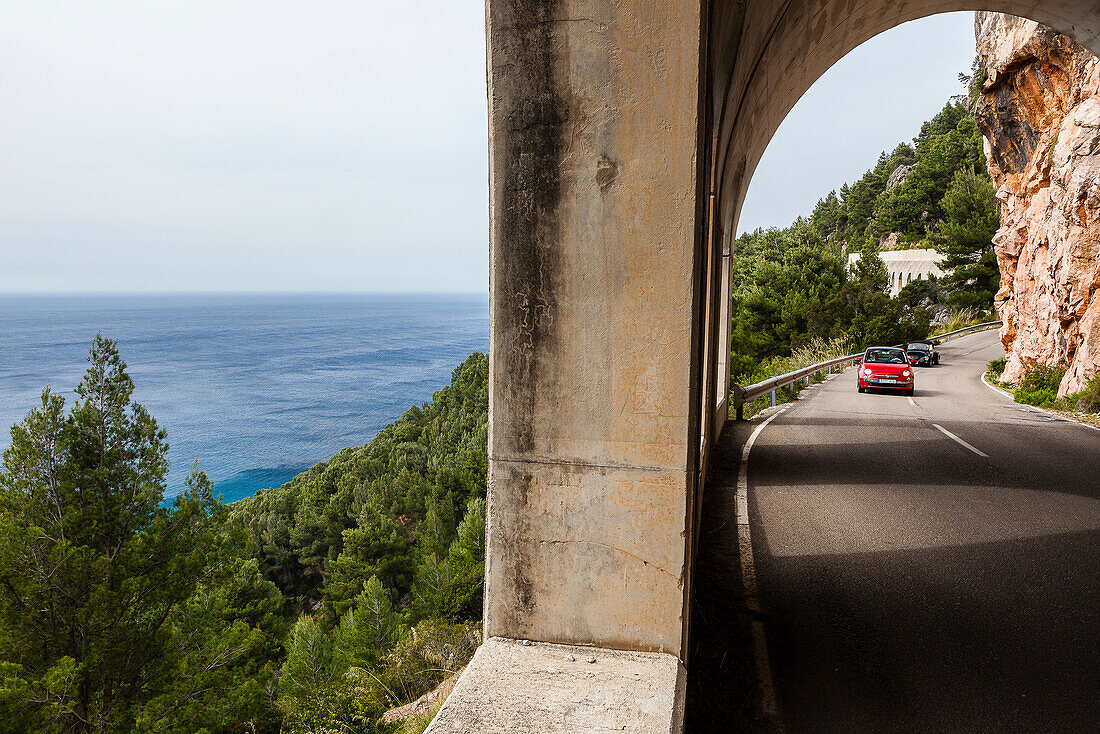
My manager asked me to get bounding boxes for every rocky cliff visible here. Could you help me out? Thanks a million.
[975,13,1100,395]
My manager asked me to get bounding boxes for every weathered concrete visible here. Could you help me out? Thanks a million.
[485,0,707,658]
[425,637,686,734]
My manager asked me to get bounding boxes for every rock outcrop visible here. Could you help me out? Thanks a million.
[975,13,1100,395]
[885,164,912,192]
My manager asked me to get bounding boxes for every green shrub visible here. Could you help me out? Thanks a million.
[1073,374,1100,413]
[933,306,985,336]
[1015,364,1065,407]
[986,358,1006,381]
[382,620,480,705]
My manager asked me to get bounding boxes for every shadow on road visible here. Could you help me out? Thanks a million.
[685,419,775,734]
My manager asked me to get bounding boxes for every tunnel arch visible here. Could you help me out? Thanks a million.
[699,2,1100,440]
[705,1,1100,257]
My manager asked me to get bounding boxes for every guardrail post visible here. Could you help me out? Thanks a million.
[802,375,809,387]
[731,385,747,422]
[769,390,776,407]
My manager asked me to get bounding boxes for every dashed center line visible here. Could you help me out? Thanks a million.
[907,396,917,407]
[932,423,989,457]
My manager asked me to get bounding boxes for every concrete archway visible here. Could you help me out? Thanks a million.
[428,3,1100,731]
[708,1,1100,271]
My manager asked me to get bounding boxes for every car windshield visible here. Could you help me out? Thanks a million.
[907,343,930,351]
[865,348,907,364]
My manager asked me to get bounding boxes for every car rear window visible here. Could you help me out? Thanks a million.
[865,348,907,364]
[907,343,930,351]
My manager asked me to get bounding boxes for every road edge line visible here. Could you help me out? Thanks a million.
[737,407,787,731]
[980,369,1015,400]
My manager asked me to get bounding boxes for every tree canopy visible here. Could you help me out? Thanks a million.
[730,94,1000,385]
[1,338,490,733]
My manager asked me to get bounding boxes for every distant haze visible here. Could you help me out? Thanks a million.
[0,1,489,292]
[0,5,975,292]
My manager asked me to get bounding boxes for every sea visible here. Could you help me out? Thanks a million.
[0,293,488,503]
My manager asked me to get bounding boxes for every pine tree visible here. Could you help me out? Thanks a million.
[0,335,223,733]
[933,168,1000,310]
[134,510,287,734]
[280,615,339,701]
[449,497,486,568]
[334,576,403,669]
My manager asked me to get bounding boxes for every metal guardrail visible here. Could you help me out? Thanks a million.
[731,320,1002,420]
[929,319,1002,344]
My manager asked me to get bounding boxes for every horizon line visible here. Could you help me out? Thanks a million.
[0,289,489,296]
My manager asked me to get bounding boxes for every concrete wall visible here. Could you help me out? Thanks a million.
[485,0,708,658]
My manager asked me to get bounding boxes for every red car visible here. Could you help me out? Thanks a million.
[857,346,915,396]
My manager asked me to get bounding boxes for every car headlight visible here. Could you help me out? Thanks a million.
[903,369,911,378]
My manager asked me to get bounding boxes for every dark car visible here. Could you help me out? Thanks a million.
[857,346,915,396]
[905,340,940,366]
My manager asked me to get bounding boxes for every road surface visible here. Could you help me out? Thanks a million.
[745,330,1099,732]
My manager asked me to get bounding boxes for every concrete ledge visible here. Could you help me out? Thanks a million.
[425,637,686,733]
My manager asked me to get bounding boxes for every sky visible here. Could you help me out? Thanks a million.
[737,12,978,234]
[0,4,976,293]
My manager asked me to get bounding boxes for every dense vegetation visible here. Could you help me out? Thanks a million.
[730,94,1001,389]
[0,336,488,733]
[987,358,1100,416]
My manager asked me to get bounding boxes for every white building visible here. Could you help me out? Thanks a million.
[848,248,945,296]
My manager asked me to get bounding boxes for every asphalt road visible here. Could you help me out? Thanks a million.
[746,330,1100,733]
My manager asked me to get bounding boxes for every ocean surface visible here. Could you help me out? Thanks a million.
[0,293,488,503]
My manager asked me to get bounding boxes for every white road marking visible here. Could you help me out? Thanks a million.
[980,370,1015,400]
[907,396,917,407]
[933,423,989,457]
[737,407,786,726]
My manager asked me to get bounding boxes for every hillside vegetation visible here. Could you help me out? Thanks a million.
[0,339,488,734]
[730,94,1000,390]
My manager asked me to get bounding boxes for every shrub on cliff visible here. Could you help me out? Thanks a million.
[986,358,1006,381]
[1072,374,1100,413]
[1014,364,1066,407]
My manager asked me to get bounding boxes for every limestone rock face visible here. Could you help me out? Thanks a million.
[885,164,912,192]
[976,13,1100,395]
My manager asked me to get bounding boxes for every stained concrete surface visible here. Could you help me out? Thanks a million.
[485,0,705,657]
[425,637,686,733]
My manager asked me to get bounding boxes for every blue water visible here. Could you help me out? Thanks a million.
[0,293,488,502]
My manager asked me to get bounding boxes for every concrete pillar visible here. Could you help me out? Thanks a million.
[485,0,706,658]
